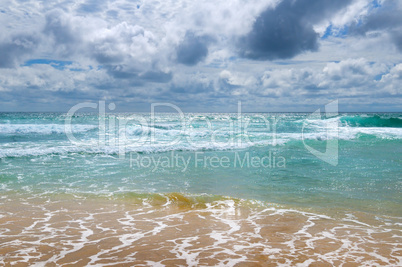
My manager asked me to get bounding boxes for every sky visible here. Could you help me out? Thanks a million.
[0,0,401,112]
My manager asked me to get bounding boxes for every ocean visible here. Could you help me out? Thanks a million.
[0,111,401,266]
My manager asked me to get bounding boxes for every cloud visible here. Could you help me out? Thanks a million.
[0,33,40,68]
[219,70,258,95]
[319,58,388,90]
[392,32,402,52]
[238,0,352,60]
[258,68,315,98]
[139,70,173,83]
[91,22,158,65]
[0,0,401,111]
[0,56,400,112]
[77,0,108,14]
[43,10,84,57]
[176,32,211,66]
[41,9,167,85]
[378,63,402,95]
[349,0,402,52]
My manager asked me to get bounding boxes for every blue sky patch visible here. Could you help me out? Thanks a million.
[321,24,349,39]
[23,59,73,70]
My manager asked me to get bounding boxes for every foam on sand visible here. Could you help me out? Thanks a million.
[0,193,400,266]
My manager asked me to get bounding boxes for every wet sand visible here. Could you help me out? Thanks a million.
[0,194,401,266]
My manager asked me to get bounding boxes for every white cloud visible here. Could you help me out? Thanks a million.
[378,63,402,95]
[0,0,401,111]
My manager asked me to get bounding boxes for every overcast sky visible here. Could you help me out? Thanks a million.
[0,0,401,112]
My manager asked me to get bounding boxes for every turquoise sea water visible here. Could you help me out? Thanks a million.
[0,112,401,217]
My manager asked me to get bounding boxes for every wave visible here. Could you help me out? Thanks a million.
[0,140,256,158]
[1,113,401,159]
[0,126,400,158]
[0,124,97,135]
[339,115,402,128]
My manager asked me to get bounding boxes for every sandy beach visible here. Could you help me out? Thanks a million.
[1,193,400,266]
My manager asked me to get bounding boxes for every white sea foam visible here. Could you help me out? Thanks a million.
[0,196,401,266]
[0,113,401,159]
[0,123,97,135]
[0,125,401,158]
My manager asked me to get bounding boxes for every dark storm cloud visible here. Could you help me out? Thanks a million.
[170,81,214,94]
[139,70,173,83]
[0,34,40,68]
[43,10,82,56]
[93,52,125,64]
[349,0,402,52]
[176,32,210,66]
[238,0,351,60]
[393,32,402,52]
[105,65,172,85]
[106,65,138,79]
